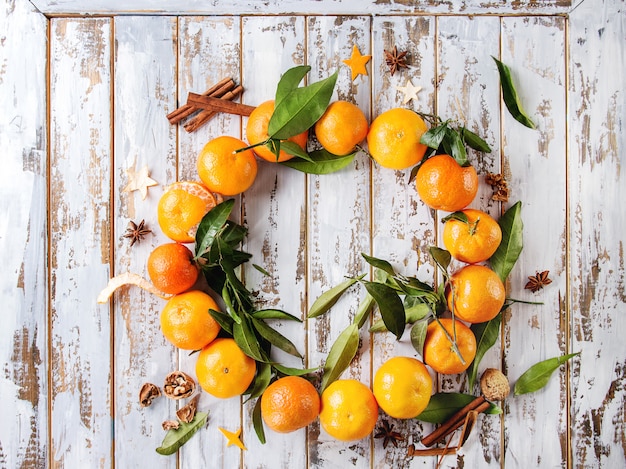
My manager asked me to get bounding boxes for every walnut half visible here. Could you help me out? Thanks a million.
[139,382,161,407]
[176,394,200,423]
[163,371,196,400]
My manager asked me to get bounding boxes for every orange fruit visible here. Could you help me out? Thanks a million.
[261,376,321,433]
[319,379,379,441]
[314,101,369,156]
[373,356,432,419]
[423,318,477,375]
[195,338,257,399]
[147,243,199,295]
[197,135,258,196]
[157,181,219,243]
[160,290,221,351]
[446,264,506,323]
[415,154,478,212]
[366,108,428,169]
[246,100,309,162]
[442,209,502,264]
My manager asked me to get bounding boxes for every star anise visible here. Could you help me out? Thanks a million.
[525,270,552,293]
[384,46,408,76]
[122,219,152,246]
[374,419,405,449]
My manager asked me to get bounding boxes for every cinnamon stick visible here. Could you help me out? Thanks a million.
[420,396,488,447]
[187,92,256,117]
[166,77,234,124]
[184,85,245,133]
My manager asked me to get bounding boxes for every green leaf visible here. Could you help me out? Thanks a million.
[460,127,492,153]
[361,253,396,277]
[441,211,469,224]
[320,323,360,391]
[369,300,430,333]
[208,308,234,335]
[410,320,429,357]
[281,149,355,174]
[253,263,270,276]
[442,127,468,166]
[252,398,266,444]
[156,411,208,455]
[514,352,580,395]
[417,393,501,424]
[493,57,536,129]
[363,281,406,340]
[308,275,363,318]
[429,246,451,276]
[273,364,319,376]
[467,312,503,390]
[278,139,311,160]
[490,201,523,282]
[251,317,302,358]
[353,292,376,329]
[195,199,235,258]
[275,65,311,106]
[251,309,302,322]
[246,361,272,400]
[269,70,338,139]
[420,123,448,149]
[233,316,267,362]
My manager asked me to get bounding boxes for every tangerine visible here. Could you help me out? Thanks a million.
[195,338,257,399]
[423,318,477,374]
[314,101,369,156]
[442,209,502,264]
[246,100,309,162]
[415,154,478,212]
[147,243,199,295]
[319,379,379,441]
[197,135,258,196]
[366,108,428,169]
[160,290,221,351]
[261,376,321,433]
[373,356,432,419]
[447,264,506,323]
[157,181,218,243]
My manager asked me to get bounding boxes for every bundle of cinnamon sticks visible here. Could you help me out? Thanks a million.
[166,77,255,132]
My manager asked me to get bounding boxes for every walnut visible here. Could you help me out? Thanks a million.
[163,371,196,400]
[162,420,180,431]
[480,368,510,401]
[139,382,161,407]
[176,394,200,423]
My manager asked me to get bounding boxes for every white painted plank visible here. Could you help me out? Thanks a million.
[435,15,503,468]
[305,15,374,469]
[569,0,626,467]
[49,17,113,467]
[112,15,178,467]
[240,15,310,466]
[0,1,48,467]
[500,15,568,468]
[175,16,245,469]
[30,0,573,16]
[369,15,438,468]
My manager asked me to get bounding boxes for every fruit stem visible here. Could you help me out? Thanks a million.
[468,217,480,236]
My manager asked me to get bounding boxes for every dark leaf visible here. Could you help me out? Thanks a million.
[246,361,272,400]
[420,123,448,149]
[273,364,319,376]
[233,316,267,362]
[490,201,523,282]
[361,252,396,277]
[252,398,266,444]
[195,199,234,258]
[417,393,501,424]
[320,323,360,391]
[251,309,302,322]
[514,352,580,395]
[442,127,468,166]
[278,139,311,160]
[460,127,492,153]
[281,149,355,174]
[410,320,429,357]
[208,308,234,335]
[156,411,208,455]
[441,211,469,224]
[492,57,536,129]
[363,281,406,340]
[429,246,451,276]
[467,311,504,390]
[251,317,302,358]
[275,65,311,107]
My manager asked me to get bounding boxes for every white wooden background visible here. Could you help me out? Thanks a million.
[2,0,625,468]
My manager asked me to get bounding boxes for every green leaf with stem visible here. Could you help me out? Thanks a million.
[281,149,355,174]
[208,308,234,335]
[361,252,397,277]
[493,57,536,129]
[467,311,504,390]
[156,411,209,455]
[233,316,267,362]
[369,301,431,333]
[251,317,302,358]
[251,309,302,321]
[490,201,523,282]
[442,126,469,166]
[252,398,266,444]
[273,364,319,377]
[420,122,449,149]
[320,323,360,392]
[275,65,311,106]
[429,246,451,279]
[194,199,235,259]
[308,275,364,318]
[363,281,406,340]
[514,352,580,395]
[460,127,492,153]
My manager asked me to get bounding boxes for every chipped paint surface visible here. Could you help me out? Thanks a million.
[1,0,625,467]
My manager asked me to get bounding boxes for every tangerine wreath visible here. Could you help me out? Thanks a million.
[98,63,575,457]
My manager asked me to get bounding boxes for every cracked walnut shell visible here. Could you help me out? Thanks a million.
[163,371,196,400]
[480,368,510,401]
[139,382,161,407]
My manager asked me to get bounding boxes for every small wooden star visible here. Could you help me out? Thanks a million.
[395,79,422,104]
[343,45,372,81]
[219,427,247,451]
[123,163,158,200]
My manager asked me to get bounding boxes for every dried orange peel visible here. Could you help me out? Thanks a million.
[97,272,173,303]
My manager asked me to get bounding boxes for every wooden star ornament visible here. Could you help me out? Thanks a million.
[396,79,422,104]
[219,427,247,451]
[343,45,372,81]
[123,163,158,200]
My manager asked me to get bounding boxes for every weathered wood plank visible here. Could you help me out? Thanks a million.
[0,1,48,467]
[305,15,373,469]
[569,0,626,467]
[239,15,310,465]
[49,17,113,468]
[369,15,438,468]
[112,15,178,467]
[500,15,568,468]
